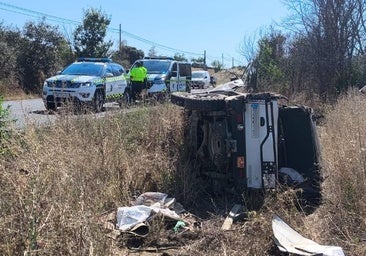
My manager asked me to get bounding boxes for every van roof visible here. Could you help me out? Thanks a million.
[143,56,174,60]
[139,58,191,65]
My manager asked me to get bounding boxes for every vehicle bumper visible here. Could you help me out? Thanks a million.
[43,87,95,104]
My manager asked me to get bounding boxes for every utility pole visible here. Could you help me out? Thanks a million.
[204,50,206,65]
[119,24,122,50]
[232,57,234,68]
[222,53,224,67]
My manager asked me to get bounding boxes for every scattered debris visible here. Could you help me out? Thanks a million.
[173,220,186,233]
[272,215,345,256]
[221,204,244,230]
[360,85,366,94]
[98,192,205,252]
[116,192,183,236]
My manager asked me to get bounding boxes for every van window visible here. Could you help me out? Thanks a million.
[142,60,171,74]
[179,63,191,77]
[172,63,178,72]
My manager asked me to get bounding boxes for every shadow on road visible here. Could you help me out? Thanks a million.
[31,110,54,115]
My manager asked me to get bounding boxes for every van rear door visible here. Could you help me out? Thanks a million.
[245,98,278,189]
[169,62,191,92]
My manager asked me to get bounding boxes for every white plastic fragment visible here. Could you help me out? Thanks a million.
[272,215,345,256]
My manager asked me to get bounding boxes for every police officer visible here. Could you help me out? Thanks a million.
[130,61,147,102]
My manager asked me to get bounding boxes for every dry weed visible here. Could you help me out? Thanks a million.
[0,90,365,255]
[317,89,366,253]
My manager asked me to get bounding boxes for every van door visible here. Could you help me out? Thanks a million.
[177,63,191,92]
[245,99,278,189]
[169,62,179,92]
[169,62,191,92]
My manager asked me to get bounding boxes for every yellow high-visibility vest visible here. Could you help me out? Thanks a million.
[130,66,147,82]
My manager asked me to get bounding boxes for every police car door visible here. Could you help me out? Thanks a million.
[104,63,122,100]
[104,64,115,99]
[111,64,127,97]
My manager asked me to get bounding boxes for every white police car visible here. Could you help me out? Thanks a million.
[42,58,128,112]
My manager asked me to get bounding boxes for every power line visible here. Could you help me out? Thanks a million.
[0,1,245,65]
[0,2,201,56]
[0,2,79,25]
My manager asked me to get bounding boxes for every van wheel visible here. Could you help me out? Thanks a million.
[93,90,104,113]
[184,93,226,111]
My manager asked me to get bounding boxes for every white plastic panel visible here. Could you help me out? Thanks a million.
[245,100,278,188]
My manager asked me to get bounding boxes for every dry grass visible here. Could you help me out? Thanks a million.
[0,79,39,101]
[0,90,365,255]
[314,89,366,254]
[0,104,187,255]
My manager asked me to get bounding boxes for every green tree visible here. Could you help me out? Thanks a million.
[173,53,187,61]
[191,57,204,63]
[211,60,224,72]
[73,8,113,57]
[18,20,69,94]
[147,46,157,57]
[0,23,21,81]
[249,30,287,93]
[111,42,144,68]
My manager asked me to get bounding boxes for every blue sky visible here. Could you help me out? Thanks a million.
[0,0,289,67]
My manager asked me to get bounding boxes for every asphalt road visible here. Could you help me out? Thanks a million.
[2,98,122,129]
[2,88,210,129]
[2,98,55,129]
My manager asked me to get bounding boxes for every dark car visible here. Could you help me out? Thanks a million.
[171,79,322,211]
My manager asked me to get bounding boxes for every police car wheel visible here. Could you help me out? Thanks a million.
[120,90,131,107]
[93,90,104,113]
[46,101,56,112]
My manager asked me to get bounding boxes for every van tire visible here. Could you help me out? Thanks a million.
[171,92,226,111]
[184,93,226,111]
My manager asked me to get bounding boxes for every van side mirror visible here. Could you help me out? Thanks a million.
[171,71,178,77]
